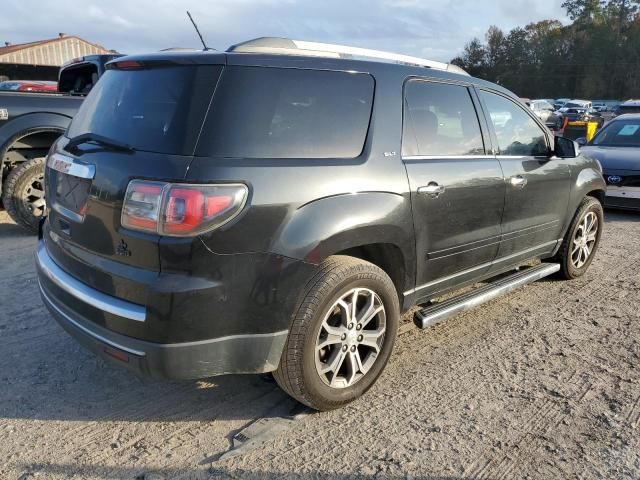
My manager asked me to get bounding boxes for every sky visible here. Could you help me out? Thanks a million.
[2,0,569,62]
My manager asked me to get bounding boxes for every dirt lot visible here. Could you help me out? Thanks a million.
[1,209,639,480]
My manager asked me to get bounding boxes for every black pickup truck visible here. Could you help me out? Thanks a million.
[0,54,120,231]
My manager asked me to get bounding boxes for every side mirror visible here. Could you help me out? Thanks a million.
[555,136,580,158]
[575,137,588,146]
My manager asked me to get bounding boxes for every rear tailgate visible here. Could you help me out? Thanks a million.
[43,61,223,305]
[44,144,194,305]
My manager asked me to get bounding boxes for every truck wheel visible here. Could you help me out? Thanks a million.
[274,255,399,411]
[2,157,46,233]
[553,196,603,280]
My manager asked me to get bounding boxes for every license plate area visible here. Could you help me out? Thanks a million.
[47,153,94,222]
[606,186,640,199]
[54,172,91,215]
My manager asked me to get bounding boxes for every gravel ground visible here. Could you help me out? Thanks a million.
[1,209,639,480]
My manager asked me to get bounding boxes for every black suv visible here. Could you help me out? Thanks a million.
[36,38,606,411]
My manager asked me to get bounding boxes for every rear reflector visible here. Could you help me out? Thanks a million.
[103,346,130,363]
[121,180,248,237]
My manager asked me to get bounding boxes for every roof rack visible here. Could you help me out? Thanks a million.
[226,37,469,76]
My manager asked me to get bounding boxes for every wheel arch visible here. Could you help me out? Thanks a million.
[334,243,408,306]
[269,191,416,300]
[586,188,605,205]
[1,115,69,196]
[1,112,71,164]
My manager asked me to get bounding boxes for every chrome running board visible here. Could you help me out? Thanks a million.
[413,263,560,329]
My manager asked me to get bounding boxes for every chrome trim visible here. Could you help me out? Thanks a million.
[36,244,146,322]
[47,153,95,179]
[403,155,493,161]
[414,263,560,328]
[50,202,84,223]
[404,240,558,296]
[510,175,528,188]
[417,184,445,197]
[39,283,146,357]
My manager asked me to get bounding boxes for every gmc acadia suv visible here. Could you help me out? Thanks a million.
[36,38,606,411]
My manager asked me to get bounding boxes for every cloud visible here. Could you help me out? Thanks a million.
[1,0,568,61]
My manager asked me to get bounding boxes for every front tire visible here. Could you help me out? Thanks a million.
[2,157,46,233]
[274,256,399,411]
[553,196,603,279]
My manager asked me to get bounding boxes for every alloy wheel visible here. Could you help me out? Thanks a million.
[315,288,386,389]
[571,211,598,269]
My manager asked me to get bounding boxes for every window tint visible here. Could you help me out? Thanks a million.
[68,66,221,155]
[402,80,484,157]
[480,91,549,156]
[197,67,374,159]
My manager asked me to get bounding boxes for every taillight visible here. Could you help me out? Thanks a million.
[121,181,164,233]
[121,181,248,237]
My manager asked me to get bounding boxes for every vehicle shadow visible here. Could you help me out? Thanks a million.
[0,216,33,239]
[16,463,464,480]
[604,209,640,222]
[0,331,303,423]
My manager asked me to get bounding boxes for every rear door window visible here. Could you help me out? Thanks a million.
[402,80,485,157]
[67,65,221,155]
[197,66,374,159]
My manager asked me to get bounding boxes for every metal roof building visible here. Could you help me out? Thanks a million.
[0,34,115,81]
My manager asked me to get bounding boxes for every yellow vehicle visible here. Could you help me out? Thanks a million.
[562,119,600,141]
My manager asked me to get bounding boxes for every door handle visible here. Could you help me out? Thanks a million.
[417,182,446,198]
[510,175,527,188]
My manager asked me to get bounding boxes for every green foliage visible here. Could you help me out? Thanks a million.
[451,0,640,98]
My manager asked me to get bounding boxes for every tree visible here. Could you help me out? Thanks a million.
[451,0,640,98]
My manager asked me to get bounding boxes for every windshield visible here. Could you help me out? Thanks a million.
[564,102,587,109]
[591,119,640,147]
[67,65,221,155]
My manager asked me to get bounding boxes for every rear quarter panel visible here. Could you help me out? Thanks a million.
[556,154,606,244]
[185,64,416,293]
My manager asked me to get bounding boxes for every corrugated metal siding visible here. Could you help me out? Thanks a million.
[0,37,110,66]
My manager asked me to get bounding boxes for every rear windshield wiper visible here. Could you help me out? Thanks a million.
[66,133,134,153]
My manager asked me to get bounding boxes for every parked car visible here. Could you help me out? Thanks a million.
[554,98,571,110]
[560,100,604,128]
[0,54,121,231]
[530,99,563,130]
[615,100,640,116]
[0,80,58,93]
[36,38,606,411]
[579,114,640,211]
[559,99,593,113]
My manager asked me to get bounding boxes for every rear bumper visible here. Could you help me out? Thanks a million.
[36,242,288,379]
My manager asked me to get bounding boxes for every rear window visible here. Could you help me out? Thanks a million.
[58,63,99,94]
[67,65,221,155]
[196,66,374,159]
[402,80,485,157]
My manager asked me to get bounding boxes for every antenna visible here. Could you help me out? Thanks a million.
[186,11,210,51]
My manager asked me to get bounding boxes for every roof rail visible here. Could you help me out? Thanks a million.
[226,37,469,76]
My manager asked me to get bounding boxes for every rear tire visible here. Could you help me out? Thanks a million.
[2,157,46,233]
[273,255,399,411]
[552,196,603,280]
